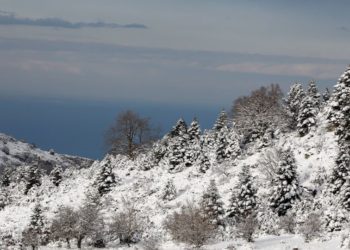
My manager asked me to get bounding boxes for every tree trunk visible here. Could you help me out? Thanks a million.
[77,236,83,249]
[66,238,70,248]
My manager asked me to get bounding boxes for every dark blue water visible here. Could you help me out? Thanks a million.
[0,97,223,159]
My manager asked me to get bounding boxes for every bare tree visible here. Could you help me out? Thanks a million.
[299,212,323,242]
[50,206,78,248]
[105,110,160,159]
[164,201,216,247]
[236,214,258,243]
[231,84,287,143]
[50,196,103,249]
[109,198,144,246]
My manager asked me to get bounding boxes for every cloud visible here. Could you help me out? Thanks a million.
[215,62,344,80]
[339,26,350,32]
[0,11,148,29]
[12,59,81,75]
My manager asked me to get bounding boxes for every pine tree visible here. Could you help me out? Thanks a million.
[184,118,202,167]
[216,126,241,163]
[25,164,42,195]
[285,83,305,128]
[169,118,187,138]
[227,166,257,222]
[23,203,45,250]
[95,160,116,196]
[323,88,330,102]
[329,143,350,195]
[269,150,301,216]
[30,203,45,232]
[201,180,224,226]
[328,66,350,143]
[199,154,211,173]
[188,118,201,141]
[1,167,12,187]
[167,118,189,172]
[213,110,228,131]
[296,81,320,136]
[50,166,63,187]
[162,179,177,201]
[341,178,350,211]
[307,80,321,108]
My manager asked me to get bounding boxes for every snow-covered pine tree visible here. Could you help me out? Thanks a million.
[216,126,241,163]
[162,179,177,201]
[307,80,321,108]
[341,178,350,211]
[297,81,320,136]
[95,159,116,196]
[213,109,228,131]
[50,166,63,187]
[227,165,257,222]
[328,66,350,143]
[1,167,11,187]
[167,118,189,172]
[169,118,187,138]
[188,118,201,141]
[201,179,225,226]
[22,203,46,249]
[25,164,42,195]
[199,153,211,173]
[269,149,301,216]
[216,126,229,163]
[323,88,330,102]
[184,118,202,167]
[285,82,305,128]
[30,203,45,233]
[329,143,350,195]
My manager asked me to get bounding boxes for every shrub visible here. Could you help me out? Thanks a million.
[299,213,322,242]
[109,199,143,246]
[164,202,216,247]
[236,214,258,242]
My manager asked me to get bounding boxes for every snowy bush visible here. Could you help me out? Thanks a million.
[235,213,258,242]
[164,201,216,247]
[109,199,144,246]
[299,212,323,242]
[278,212,296,234]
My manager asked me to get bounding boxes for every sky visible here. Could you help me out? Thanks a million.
[0,0,349,158]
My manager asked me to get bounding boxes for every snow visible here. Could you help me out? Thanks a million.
[0,81,347,249]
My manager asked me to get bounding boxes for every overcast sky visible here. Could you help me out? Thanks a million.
[0,1,349,158]
[1,0,349,105]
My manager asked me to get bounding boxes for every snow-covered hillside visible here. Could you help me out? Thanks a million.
[1,67,350,249]
[0,133,93,173]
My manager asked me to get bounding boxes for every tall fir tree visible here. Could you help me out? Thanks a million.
[328,66,350,143]
[285,83,305,128]
[50,166,63,187]
[169,118,187,138]
[162,179,177,201]
[269,149,301,216]
[199,153,211,173]
[184,118,202,167]
[95,159,116,196]
[323,88,331,102]
[213,109,228,131]
[187,118,201,141]
[201,179,225,226]
[297,81,320,136]
[25,164,42,195]
[227,166,257,222]
[1,167,12,187]
[167,118,189,172]
[341,178,350,211]
[329,143,350,195]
